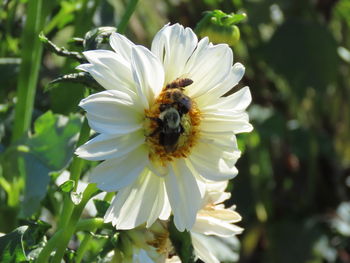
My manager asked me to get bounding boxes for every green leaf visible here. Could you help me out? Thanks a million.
[0,226,28,263]
[93,200,110,218]
[28,111,81,169]
[19,111,82,216]
[168,217,195,263]
[58,180,75,193]
[22,220,51,249]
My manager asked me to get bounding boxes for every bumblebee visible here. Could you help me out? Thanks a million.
[150,78,193,152]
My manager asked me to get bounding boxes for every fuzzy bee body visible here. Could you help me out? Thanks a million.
[150,78,194,152]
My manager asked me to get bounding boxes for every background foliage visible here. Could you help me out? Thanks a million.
[0,0,349,262]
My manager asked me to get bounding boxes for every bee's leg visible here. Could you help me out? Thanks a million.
[149,126,161,137]
[180,124,185,134]
[146,116,163,125]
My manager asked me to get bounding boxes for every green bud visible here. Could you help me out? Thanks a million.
[195,10,246,46]
[200,23,240,46]
[83,27,117,51]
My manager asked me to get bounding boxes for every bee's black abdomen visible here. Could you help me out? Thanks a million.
[159,131,181,152]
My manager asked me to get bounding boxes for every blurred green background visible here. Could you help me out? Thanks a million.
[1,0,350,262]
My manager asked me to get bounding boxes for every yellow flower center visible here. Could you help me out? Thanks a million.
[143,81,201,166]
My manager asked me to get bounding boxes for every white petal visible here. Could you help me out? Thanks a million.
[164,159,203,231]
[151,23,198,83]
[193,216,243,237]
[79,90,143,135]
[189,142,239,181]
[191,232,219,263]
[79,50,135,96]
[133,249,155,263]
[104,170,168,229]
[88,145,149,191]
[184,39,233,98]
[145,176,169,227]
[86,113,142,135]
[205,181,229,193]
[131,46,165,109]
[195,63,246,107]
[200,86,251,112]
[203,181,232,205]
[199,131,240,154]
[109,32,135,61]
[200,208,242,223]
[75,130,145,161]
[200,110,253,134]
[159,191,171,220]
[210,191,232,206]
[191,233,240,263]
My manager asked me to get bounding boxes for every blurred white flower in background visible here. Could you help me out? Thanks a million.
[107,221,172,263]
[75,23,252,231]
[167,181,242,263]
[191,181,242,263]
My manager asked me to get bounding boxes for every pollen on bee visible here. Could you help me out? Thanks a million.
[143,85,202,166]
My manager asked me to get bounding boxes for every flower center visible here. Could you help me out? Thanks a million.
[143,79,201,166]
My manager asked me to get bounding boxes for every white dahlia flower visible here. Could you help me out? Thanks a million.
[75,23,252,231]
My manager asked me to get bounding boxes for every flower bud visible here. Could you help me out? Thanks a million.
[83,27,116,51]
[199,23,240,46]
[195,10,246,46]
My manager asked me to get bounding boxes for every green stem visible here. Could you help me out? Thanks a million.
[51,184,98,263]
[12,0,45,142]
[36,229,64,263]
[76,218,105,232]
[117,0,139,34]
[70,118,91,185]
[75,232,94,263]
[57,117,90,229]
[36,217,104,263]
[36,184,98,263]
[75,218,106,263]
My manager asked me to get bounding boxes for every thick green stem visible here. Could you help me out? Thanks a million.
[35,184,98,263]
[57,117,90,229]
[75,232,94,263]
[75,218,105,232]
[36,229,64,263]
[36,217,103,263]
[12,0,44,142]
[75,218,106,263]
[117,0,139,34]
